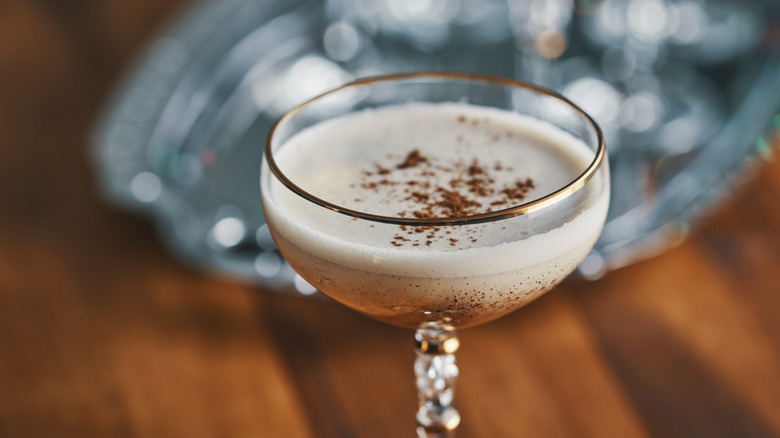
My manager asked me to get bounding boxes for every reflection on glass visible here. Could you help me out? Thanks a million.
[262,73,610,435]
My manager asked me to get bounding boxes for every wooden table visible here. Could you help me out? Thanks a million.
[1,1,779,436]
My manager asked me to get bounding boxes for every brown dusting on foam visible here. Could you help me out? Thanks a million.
[433,187,481,217]
[375,165,392,175]
[396,149,428,169]
[501,178,535,203]
[353,115,535,248]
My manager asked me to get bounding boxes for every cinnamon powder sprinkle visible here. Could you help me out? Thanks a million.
[396,149,428,169]
[355,130,534,247]
[375,164,391,175]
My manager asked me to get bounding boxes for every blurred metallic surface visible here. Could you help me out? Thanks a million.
[94,0,780,291]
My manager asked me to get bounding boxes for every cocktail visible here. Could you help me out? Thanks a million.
[261,73,609,436]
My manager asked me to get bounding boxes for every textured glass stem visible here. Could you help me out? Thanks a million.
[415,322,460,437]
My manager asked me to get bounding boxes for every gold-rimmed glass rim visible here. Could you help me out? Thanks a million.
[265,72,606,226]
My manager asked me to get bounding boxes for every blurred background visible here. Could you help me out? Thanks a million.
[2,0,780,436]
[94,0,780,292]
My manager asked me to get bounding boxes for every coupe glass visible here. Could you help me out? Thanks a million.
[261,72,609,436]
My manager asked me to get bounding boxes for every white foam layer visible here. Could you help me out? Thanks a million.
[263,102,608,280]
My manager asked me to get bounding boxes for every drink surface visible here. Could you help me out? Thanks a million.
[263,102,609,328]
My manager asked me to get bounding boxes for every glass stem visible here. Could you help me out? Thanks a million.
[415,322,461,437]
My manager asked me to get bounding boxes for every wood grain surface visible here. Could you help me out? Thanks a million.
[1,0,779,436]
